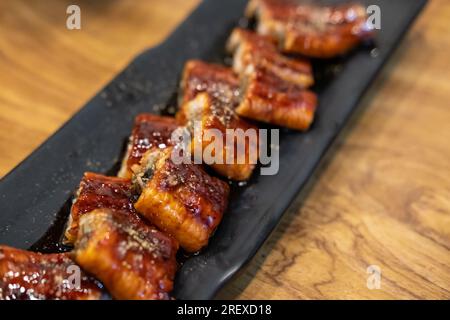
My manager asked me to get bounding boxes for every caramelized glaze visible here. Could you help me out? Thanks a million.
[119,114,178,179]
[65,172,140,244]
[74,209,178,300]
[0,246,103,300]
[247,0,374,58]
[177,60,259,180]
[179,59,241,110]
[134,147,229,252]
[238,67,317,130]
[227,27,313,88]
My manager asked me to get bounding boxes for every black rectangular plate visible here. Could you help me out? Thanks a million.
[0,0,427,299]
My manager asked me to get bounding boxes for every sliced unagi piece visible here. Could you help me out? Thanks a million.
[0,246,103,300]
[246,0,375,58]
[118,114,178,179]
[64,172,140,245]
[227,27,313,88]
[238,66,317,130]
[133,147,230,252]
[74,209,178,300]
[226,28,317,130]
[178,59,242,109]
[177,60,259,180]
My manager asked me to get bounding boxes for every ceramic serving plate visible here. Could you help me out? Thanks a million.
[0,0,428,299]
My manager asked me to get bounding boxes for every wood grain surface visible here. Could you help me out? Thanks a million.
[0,0,448,299]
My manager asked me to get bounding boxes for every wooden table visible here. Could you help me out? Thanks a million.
[0,0,448,299]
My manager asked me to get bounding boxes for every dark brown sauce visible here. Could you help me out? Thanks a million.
[105,139,129,176]
[29,198,73,253]
[160,90,179,117]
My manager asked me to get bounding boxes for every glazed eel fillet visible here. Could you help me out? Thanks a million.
[246,0,374,58]
[118,114,178,179]
[133,146,230,252]
[64,172,180,299]
[227,27,313,88]
[74,209,178,300]
[177,60,259,181]
[64,172,142,245]
[0,246,103,300]
[227,28,317,130]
